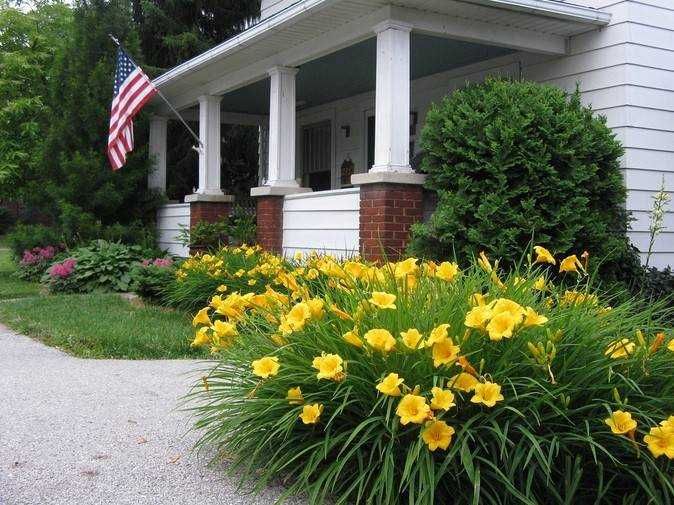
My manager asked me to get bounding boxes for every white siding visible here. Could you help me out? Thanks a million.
[282,188,360,257]
[520,0,674,268]
[157,203,190,257]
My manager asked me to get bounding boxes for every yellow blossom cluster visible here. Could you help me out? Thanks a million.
[604,411,674,459]
[191,245,673,459]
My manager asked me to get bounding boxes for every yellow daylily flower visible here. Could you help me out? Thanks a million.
[604,410,637,435]
[430,387,455,411]
[191,326,211,348]
[436,262,459,282]
[432,339,461,368]
[465,305,492,330]
[286,387,304,405]
[312,353,345,381]
[396,394,431,425]
[661,416,674,430]
[477,251,493,273]
[605,339,635,359]
[492,298,525,323]
[192,307,211,327]
[299,403,323,425]
[644,426,674,459]
[400,328,424,349]
[426,323,450,346]
[532,276,548,292]
[561,290,598,307]
[212,320,237,338]
[448,372,479,392]
[486,312,518,341]
[306,298,325,320]
[533,246,556,265]
[471,381,504,407]
[423,260,438,276]
[251,356,280,378]
[342,329,364,348]
[344,261,366,279]
[470,292,488,306]
[422,420,455,451]
[394,258,419,278]
[667,340,674,352]
[376,373,404,397]
[287,302,311,326]
[369,291,397,310]
[559,255,583,274]
[364,329,396,353]
[216,284,228,293]
[523,307,548,328]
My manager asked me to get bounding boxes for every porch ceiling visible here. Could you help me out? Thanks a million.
[218,35,512,115]
[151,0,610,112]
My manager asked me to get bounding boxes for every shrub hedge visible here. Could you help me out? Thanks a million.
[409,79,642,286]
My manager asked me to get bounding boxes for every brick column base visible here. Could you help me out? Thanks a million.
[359,182,424,262]
[255,195,284,254]
[189,201,232,228]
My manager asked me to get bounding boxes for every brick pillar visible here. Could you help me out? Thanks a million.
[189,201,232,228]
[256,195,284,254]
[359,182,423,262]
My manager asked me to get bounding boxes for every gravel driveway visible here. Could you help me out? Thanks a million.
[0,325,305,505]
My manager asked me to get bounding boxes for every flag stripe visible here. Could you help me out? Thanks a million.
[109,76,154,137]
[107,47,157,170]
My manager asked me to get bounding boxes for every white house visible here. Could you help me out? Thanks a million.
[148,0,673,267]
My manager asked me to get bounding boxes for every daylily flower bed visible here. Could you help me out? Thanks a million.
[188,246,673,504]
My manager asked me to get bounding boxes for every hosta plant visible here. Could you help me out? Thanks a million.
[188,248,674,505]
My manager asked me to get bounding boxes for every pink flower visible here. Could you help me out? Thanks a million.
[49,258,77,279]
[20,250,39,266]
[20,245,59,266]
[152,258,173,268]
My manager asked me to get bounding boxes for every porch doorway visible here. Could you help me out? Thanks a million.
[301,120,332,191]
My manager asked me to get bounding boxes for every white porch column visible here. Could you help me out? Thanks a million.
[267,66,299,187]
[148,115,168,192]
[197,94,223,195]
[371,21,412,173]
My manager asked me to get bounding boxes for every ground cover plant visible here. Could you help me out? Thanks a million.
[129,257,175,302]
[0,292,202,359]
[16,245,63,281]
[42,239,146,293]
[188,247,674,504]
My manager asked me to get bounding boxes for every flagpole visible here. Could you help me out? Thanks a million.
[109,34,204,151]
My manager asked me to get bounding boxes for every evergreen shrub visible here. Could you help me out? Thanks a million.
[408,79,641,284]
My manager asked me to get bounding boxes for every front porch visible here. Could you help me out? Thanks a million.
[148,0,609,259]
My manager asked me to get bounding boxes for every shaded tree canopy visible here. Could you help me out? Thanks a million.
[1,0,262,234]
[132,0,261,71]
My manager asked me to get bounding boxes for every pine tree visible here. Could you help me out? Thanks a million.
[133,0,261,71]
[26,0,162,234]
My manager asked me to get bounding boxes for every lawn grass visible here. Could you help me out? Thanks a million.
[0,246,41,300]
[0,293,205,359]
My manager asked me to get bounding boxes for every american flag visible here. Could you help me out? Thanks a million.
[107,47,157,170]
